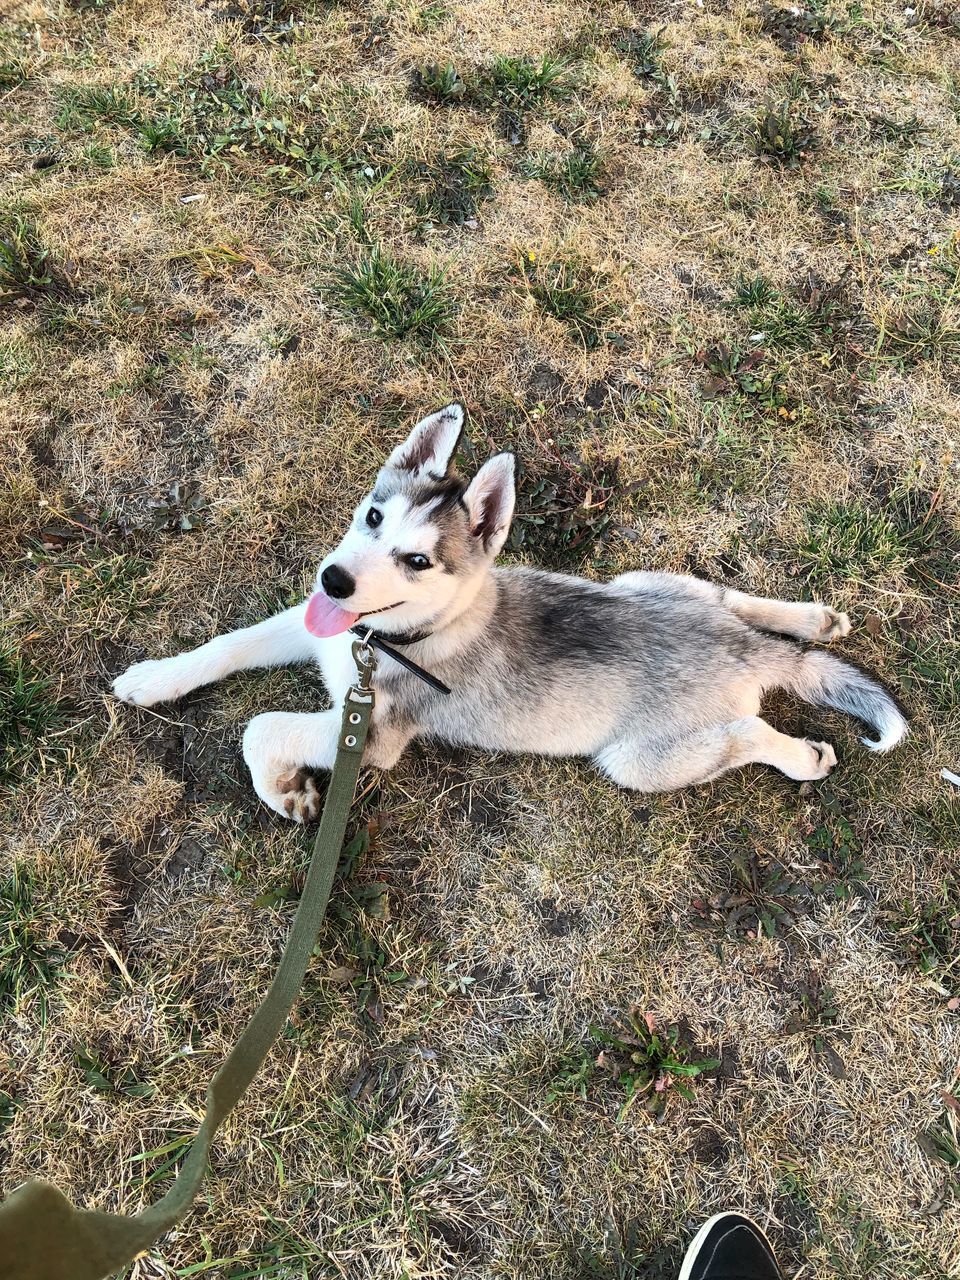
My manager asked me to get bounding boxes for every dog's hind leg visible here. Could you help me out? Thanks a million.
[113,604,315,707]
[611,572,849,643]
[595,716,837,793]
[720,590,850,643]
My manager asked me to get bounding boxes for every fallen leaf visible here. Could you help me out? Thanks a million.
[328,966,358,986]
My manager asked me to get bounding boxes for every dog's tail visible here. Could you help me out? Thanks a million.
[784,649,909,752]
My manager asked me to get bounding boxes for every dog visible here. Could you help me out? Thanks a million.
[113,404,908,820]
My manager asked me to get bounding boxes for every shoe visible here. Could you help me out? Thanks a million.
[678,1212,784,1280]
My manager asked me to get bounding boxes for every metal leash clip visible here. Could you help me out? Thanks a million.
[350,631,377,701]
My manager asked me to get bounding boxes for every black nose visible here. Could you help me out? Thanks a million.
[321,564,355,600]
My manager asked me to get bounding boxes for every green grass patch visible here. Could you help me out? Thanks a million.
[412,61,467,104]
[488,54,575,107]
[800,471,960,588]
[548,1011,718,1120]
[519,143,605,202]
[897,630,958,713]
[0,647,66,787]
[56,83,140,130]
[332,246,455,346]
[516,251,618,348]
[409,147,492,225]
[889,881,960,978]
[0,868,63,1020]
[56,51,392,194]
[749,100,817,167]
[799,498,913,582]
[0,212,61,301]
[484,53,577,143]
[730,269,862,353]
[0,56,29,90]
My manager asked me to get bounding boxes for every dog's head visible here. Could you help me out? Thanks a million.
[306,404,515,638]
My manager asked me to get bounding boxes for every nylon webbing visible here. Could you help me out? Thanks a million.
[0,641,377,1280]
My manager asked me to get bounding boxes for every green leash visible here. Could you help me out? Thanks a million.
[0,640,377,1280]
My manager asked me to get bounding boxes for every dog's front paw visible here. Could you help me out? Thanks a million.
[812,606,851,643]
[242,712,326,823]
[276,768,323,822]
[113,657,193,706]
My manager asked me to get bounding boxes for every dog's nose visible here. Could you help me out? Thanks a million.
[321,564,355,599]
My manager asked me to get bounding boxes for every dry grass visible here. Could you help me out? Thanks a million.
[1,0,959,1276]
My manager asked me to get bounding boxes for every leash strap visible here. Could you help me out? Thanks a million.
[0,641,377,1280]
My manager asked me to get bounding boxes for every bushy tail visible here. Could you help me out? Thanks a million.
[786,650,909,752]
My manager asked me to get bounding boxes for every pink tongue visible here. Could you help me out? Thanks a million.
[305,592,361,638]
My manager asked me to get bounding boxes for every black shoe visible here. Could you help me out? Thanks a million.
[678,1212,784,1280]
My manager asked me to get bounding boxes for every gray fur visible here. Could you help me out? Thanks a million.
[112,404,909,821]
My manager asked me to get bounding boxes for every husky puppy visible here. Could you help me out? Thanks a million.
[114,405,908,820]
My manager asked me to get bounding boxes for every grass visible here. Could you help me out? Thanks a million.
[516,251,617,348]
[0,647,66,786]
[798,482,958,587]
[412,61,467,104]
[548,1012,719,1121]
[56,49,390,192]
[730,271,861,354]
[0,212,59,300]
[877,300,960,365]
[0,868,62,1020]
[409,148,492,225]
[761,2,841,48]
[799,499,913,582]
[889,881,960,979]
[488,54,575,107]
[332,246,455,345]
[519,143,605,202]
[507,439,620,566]
[0,0,958,1276]
[0,56,29,91]
[613,28,667,79]
[56,83,140,130]
[749,100,818,167]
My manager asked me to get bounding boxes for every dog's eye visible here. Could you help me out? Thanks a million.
[405,554,432,571]
[366,507,383,528]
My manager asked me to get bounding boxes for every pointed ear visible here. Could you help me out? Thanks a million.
[464,453,516,557]
[385,403,465,475]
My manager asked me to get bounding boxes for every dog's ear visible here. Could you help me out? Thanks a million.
[386,404,464,475]
[464,453,516,557]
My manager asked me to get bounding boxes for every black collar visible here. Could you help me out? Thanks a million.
[363,625,432,646]
[350,626,451,696]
